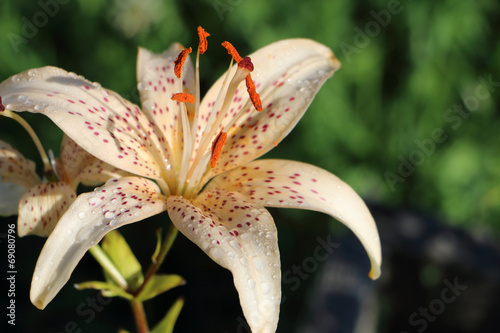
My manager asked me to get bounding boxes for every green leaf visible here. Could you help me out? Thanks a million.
[135,274,185,302]
[102,230,144,289]
[151,297,184,333]
[74,280,133,300]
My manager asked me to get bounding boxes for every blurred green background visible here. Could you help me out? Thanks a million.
[0,0,499,332]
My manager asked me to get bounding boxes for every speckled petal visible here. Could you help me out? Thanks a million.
[198,39,340,181]
[167,190,280,333]
[137,45,195,161]
[58,135,130,187]
[206,159,382,279]
[30,177,167,310]
[0,139,41,189]
[0,67,164,180]
[0,182,30,216]
[18,182,76,237]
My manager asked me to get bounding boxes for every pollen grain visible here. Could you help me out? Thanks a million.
[197,26,210,54]
[222,41,242,63]
[174,47,193,78]
[210,131,227,168]
[172,93,195,104]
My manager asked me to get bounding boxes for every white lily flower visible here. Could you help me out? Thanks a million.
[0,29,381,332]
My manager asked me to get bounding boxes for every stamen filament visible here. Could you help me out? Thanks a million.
[189,62,250,176]
[176,101,193,195]
[184,59,234,183]
[1,109,52,173]
[191,27,210,156]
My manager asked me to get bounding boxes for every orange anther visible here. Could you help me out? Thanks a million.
[245,74,263,112]
[222,41,242,63]
[171,93,195,104]
[197,26,210,54]
[210,131,227,168]
[174,47,192,78]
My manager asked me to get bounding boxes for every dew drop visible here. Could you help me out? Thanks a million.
[104,211,114,220]
[253,257,266,271]
[78,212,87,220]
[229,240,239,250]
[138,82,149,91]
[142,99,154,111]
[260,282,271,294]
[18,95,27,101]
[239,257,248,267]
[248,279,255,289]
[210,247,223,260]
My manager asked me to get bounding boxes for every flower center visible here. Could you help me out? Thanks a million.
[170,27,262,198]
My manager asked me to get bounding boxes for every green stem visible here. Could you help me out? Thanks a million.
[136,224,178,295]
[130,300,149,333]
[89,245,128,290]
[2,110,52,173]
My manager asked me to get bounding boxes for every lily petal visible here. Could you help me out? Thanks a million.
[0,139,41,188]
[0,182,29,216]
[18,182,76,237]
[206,159,382,279]
[58,135,130,187]
[137,44,195,159]
[0,67,164,179]
[31,177,168,309]
[199,39,341,180]
[167,190,281,333]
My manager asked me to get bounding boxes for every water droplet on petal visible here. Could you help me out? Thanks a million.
[248,279,255,289]
[253,257,266,271]
[240,257,248,267]
[260,282,271,294]
[78,212,87,220]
